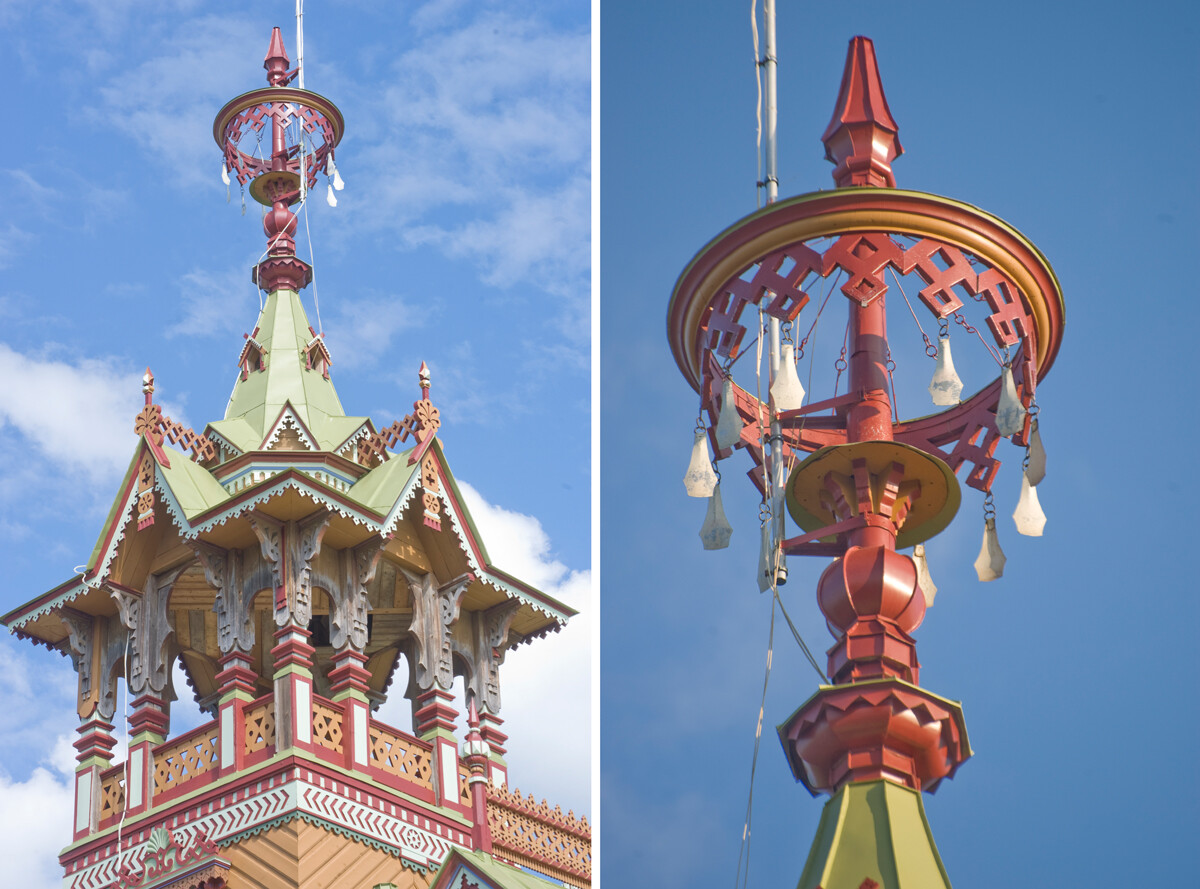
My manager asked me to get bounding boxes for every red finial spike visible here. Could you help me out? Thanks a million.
[466,697,480,730]
[264,27,291,87]
[821,36,903,188]
[142,367,155,405]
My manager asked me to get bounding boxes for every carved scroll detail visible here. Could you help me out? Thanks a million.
[107,568,184,696]
[194,543,256,655]
[329,538,385,652]
[62,609,99,718]
[468,600,521,715]
[289,510,331,629]
[406,571,471,691]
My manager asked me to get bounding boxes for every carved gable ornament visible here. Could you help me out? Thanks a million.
[114,827,230,889]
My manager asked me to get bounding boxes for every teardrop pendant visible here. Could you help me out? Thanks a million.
[699,483,733,550]
[1013,471,1047,537]
[683,430,718,497]
[770,343,806,411]
[912,543,938,605]
[974,517,1006,581]
[1025,419,1046,486]
[928,336,964,406]
[995,365,1026,437]
[714,378,741,450]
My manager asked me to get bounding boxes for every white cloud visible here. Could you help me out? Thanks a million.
[0,763,75,889]
[326,294,420,370]
[0,343,145,482]
[169,265,261,340]
[457,481,591,814]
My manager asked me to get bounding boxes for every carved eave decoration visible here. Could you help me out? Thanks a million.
[3,431,573,661]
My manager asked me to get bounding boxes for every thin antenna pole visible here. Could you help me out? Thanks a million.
[762,0,786,574]
[296,0,305,89]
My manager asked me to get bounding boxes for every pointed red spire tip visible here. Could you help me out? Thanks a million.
[822,36,903,189]
[264,27,291,86]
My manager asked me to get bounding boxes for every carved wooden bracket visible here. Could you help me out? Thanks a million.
[62,608,101,719]
[106,567,185,697]
[194,543,259,655]
[466,600,521,714]
[406,570,472,691]
[329,537,385,652]
[251,509,331,629]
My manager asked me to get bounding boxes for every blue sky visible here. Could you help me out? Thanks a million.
[602,2,1198,888]
[0,3,589,885]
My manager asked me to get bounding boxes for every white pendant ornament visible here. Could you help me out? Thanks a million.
[221,162,231,202]
[329,156,345,191]
[1013,472,1047,537]
[699,484,733,550]
[326,182,338,207]
[912,544,937,606]
[928,337,963,406]
[1025,419,1047,486]
[683,430,718,497]
[770,343,806,411]
[757,523,773,592]
[974,517,1006,582]
[715,378,742,450]
[994,365,1026,437]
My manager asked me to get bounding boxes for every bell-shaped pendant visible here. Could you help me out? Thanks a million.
[929,337,964,406]
[1013,471,1047,536]
[700,484,733,550]
[326,181,338,207]
[221,162,231,203]
[995,365,1026,437]
[974,517,1006,582]
[770,343,806,412]
[912,543,938,606]
[683,430,718,497]
[714,378,742,450]
[329,156,345,191]
[1025,419,1046,486]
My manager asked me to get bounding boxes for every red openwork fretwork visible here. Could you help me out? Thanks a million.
[976,268,1029,347]
[220,100,338,190]
[898,238,973,317]
[824,233,904,305]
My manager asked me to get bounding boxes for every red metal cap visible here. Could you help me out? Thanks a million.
[264,26,291,86]
[822,36,903,188]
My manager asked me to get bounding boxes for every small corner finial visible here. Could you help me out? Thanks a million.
[264,27,291,87]
[142,367,155,405]
[419,361,431,398]
[467,696,480,730]
[821,36,903,188]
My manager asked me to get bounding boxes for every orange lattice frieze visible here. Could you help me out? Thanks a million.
[359,364,442,466]
[98,766,126,826]
[152,725,220,799]
[135,370,218,467]
[486,783,591,888]
[310,699,344,754]
[243,699,276,754]
[368,723,434,791]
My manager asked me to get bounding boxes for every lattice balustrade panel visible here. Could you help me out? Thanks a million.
[459,764,472,805]
[311,699,344,754]
[244,700,276,754]
[153,726,219,796]
[486,784,592,886]
[98,767,125,823]
[368,723,433,791]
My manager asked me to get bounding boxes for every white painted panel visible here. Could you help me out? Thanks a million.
[128,749,143,808]
[354,706,368,766]
[75,771,92,831]
[296,681,312,743]
[220,707,235,768]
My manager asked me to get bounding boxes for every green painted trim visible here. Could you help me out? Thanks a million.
[130,732,166,747]
[419,727,459,744]
[76,756,110,771]
[272,664,315,680]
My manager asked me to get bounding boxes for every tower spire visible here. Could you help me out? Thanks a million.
[822,36,903,188]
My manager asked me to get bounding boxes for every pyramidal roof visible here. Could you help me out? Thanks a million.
[210,288,368,453]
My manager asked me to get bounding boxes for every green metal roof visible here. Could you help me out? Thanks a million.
[433,848,566,889]
[798,780,953,889]
[217,289,370,451]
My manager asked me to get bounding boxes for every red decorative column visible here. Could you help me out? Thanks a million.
[462,701,493,853]
[215,650,257,777]
[414,686,459,807]
[271,626,317,755]
[329,650,372,771]
[72,716,116,841]
[124,693,170,817]
[478,707,509,787]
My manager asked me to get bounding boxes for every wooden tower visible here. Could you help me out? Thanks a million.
[1,27,589,889]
